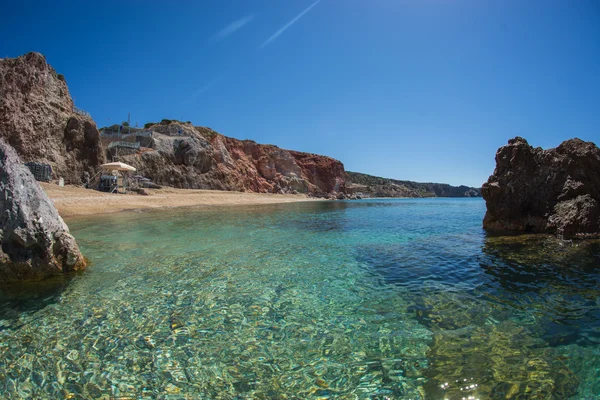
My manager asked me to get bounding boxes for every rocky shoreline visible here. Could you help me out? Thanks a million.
[0,51,482,281]
[2,51,598,284]
[0,140,86,281]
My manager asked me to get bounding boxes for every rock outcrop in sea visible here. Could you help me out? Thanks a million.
[0,52,105,184]
[482,137,600,239]
[0,139,86,281]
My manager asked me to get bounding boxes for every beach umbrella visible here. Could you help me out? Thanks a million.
[100,161,136,172]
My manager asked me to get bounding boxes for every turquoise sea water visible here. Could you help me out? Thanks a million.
[0,198,598,399]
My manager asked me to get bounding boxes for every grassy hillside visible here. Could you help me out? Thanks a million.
[346,171,481,198]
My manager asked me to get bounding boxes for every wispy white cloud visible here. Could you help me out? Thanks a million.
[191,72,227,99]
[260,0,321,49]
[178,72,228,110]
[210,14,256,42]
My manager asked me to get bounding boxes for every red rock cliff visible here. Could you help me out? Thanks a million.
[119,121,346,197]
[0,53,345,196]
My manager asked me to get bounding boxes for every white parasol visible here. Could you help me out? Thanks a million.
[100,162,136,172]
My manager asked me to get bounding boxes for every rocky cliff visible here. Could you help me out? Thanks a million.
[481,137,600,239]
[345,171,481,198]
[0,139,86,281]
[0,52,105,184]
[116,120,346,197]
[0,52,345,197]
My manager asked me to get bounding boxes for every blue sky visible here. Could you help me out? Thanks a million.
[2,0,599,187]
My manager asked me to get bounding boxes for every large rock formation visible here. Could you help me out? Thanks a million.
[118,120,346,197]
[0,52,104,184]
[0,139,86,281]
[0,52,346,196]
[482,137,600,239]
[345,171,481,198]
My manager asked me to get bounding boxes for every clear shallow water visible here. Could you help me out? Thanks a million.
[0,198,598,399]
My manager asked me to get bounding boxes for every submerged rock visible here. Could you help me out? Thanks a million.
[0,139,86,281]
[482,137,600,239]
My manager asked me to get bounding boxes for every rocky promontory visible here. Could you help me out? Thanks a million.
[0,139,86,281]
[482,137,600,239]
[345,171,481,198]
[0,52,105,184]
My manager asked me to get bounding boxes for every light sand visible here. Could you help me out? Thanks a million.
[41,183,320,217]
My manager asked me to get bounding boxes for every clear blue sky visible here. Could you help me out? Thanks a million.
[2,0,599,187]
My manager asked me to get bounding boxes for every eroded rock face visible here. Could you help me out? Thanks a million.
[0,52,104,184]
[0,52,342,195]
[0,139,86,281]
[120,121,346,196]
[482,137,600,238]
[289,150,345,195]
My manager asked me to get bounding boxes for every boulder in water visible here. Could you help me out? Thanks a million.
[0,139,86,281]
[482,137,600,239]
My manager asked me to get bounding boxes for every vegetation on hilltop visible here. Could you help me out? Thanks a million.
[346,171,481,198]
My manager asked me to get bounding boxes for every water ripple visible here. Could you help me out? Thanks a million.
[0,199,597,398]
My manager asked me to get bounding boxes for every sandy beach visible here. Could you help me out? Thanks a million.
[41,183,320,217]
